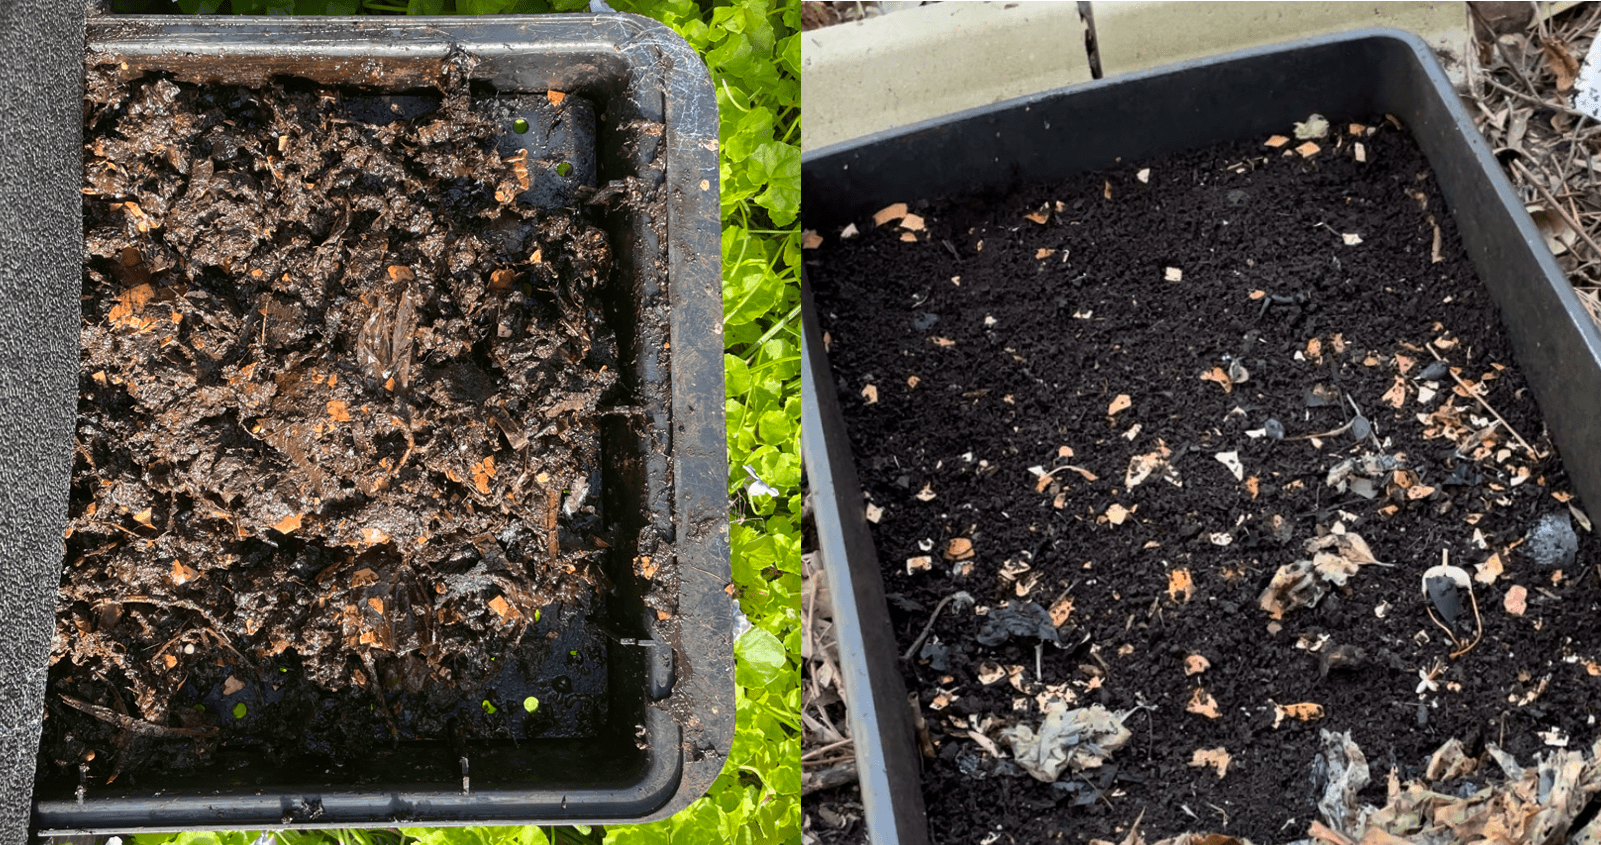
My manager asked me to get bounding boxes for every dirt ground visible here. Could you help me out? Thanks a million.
[807,118,1599,843]
[43,60,619,782]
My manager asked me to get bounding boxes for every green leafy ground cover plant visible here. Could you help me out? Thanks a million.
[119,2,801,844]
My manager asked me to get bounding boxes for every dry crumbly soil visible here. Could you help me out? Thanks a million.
[44,62,620,781]
[807,120,1601,843]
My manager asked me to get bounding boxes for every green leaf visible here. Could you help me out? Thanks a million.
[177,0,226,12]
[734,627,786,688]
[406,0,445,13]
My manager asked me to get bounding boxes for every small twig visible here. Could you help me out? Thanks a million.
[903,591,973,662]
[1512,158,1601,261]
[1481,76,1589,120]
[58,695,219,739]
[801,738,854,762]
[1425,342,1542,458]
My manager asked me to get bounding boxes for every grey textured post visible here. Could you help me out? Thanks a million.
[0,0,84,841]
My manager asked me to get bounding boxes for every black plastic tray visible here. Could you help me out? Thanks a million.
[801,29,1601,845]
[35,14,730,834]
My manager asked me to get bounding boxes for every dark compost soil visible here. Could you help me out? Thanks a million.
[806,122,1601,843]
[42,62,621,783]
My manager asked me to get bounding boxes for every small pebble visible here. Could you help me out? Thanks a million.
[1263,418,1285,440]
[1350,416,1372,441]
[1526,512,1578,567]
[1418,360,1451,382]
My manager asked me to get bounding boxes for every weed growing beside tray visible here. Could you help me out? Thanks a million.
[132,1,801,844]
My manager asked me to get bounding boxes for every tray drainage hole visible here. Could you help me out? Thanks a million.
[523,696,540,714]
[512,118,529,134]
[232,703,247,719]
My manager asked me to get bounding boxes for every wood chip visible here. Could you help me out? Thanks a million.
[1036,248,1056,260]
[1108,394,1132,415]
[272,513,303,534]
[901,213,925,231]
[488,595,518,621]
[1296,141,1321,157]
[1164,266,1183,282]
[222,675,246,696]
[944,538,975,560]
[865,503,883,523]
[931,336,956,348]
[1341,232,1363,245]
[906,555,932,574]
[1382,375,1407,408]
[327,400,352,422]
[170,560,197,585]
[472,456,497,494]
[350,568,379,589]
[547,90,566,106]
[873,202,908,227]
[387,265,414,282]
[801,230,823,249]
[861,384,878,404]
[1105,503,1131,525]
[1264,135,1290,148]
[1184,654,1210,676]
[1024,208,1050,224]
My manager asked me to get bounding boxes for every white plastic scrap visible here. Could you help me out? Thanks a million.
[1000,704,1133,783]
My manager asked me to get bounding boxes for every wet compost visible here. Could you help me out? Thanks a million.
[807,119,1601,842]
[43,60,622,783]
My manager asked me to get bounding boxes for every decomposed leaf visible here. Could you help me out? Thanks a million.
[1475,552,1503,584]
[1271,701,1325,728]
[944,538,975,560]
[1382,375,1407,408]
[1048,596,1074,627]
[1167,568,1194,602]
[1190,747,1231,777]
[1200,366,1233,393]
[1108,394,1132,416]
[1187,687,1221,719]
[1544,41,1580,91]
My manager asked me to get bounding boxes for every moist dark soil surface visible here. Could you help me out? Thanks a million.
[807,121,1601,844]
[43,63,619,783]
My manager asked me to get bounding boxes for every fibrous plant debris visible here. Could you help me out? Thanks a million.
[53,59,619,776]
[1469,3,1601,326]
